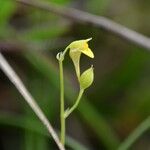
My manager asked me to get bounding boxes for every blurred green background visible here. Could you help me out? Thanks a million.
[0,0,150,150]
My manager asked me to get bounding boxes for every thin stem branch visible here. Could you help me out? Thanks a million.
[59,59,65,145]
[65,89,84,118]
[118,116,150,150]
[0,53,65,150]
[16,0,150,50]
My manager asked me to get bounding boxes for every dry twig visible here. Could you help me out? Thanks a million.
[16,0,150,50]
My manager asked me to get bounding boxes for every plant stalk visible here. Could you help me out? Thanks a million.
[65,89,84,118]
[59,59,65,145]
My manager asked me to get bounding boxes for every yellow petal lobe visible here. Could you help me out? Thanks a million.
[81,48,94,58]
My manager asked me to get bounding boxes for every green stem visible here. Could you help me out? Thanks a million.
[59,59,65,145]
[57,47,69,146]
[118,116,150,150]
[65,89,84,118]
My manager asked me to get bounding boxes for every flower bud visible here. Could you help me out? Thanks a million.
[79,66,94,90]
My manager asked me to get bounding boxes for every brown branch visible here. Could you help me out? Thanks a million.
[0,52,65,150]
[16,0,150,51]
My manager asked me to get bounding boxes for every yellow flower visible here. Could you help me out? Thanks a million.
[68,38,94,79]
[69,38,94,58]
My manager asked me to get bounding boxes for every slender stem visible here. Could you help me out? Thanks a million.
[57,47,69,146]
[65,89,84,118]
[118,116,150,150]
[59,59,65,145]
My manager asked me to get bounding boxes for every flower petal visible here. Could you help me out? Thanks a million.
[69,51,81,79]
[81,48,94,58]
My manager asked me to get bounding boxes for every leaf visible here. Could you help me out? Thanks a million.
[20,23,69,41]
[0,0,16,27]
